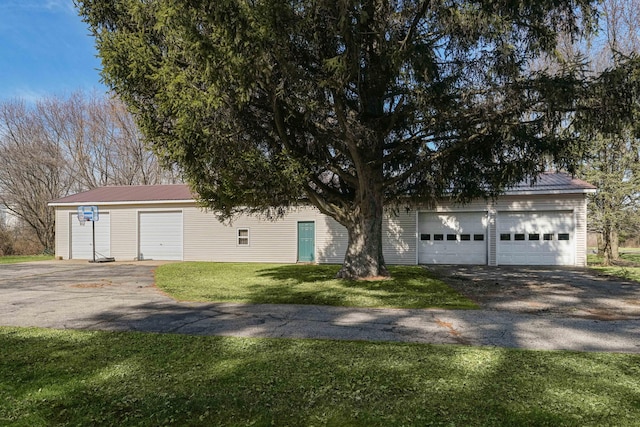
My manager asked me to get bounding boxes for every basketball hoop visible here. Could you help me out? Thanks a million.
[77,206,87,226]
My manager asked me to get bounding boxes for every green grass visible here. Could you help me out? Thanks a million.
[0,254,54,264]
[588,253,640,281]
[155,263,477,309]
[1,327,639,426]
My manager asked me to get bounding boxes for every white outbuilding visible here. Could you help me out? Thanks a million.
[49,172,596,266]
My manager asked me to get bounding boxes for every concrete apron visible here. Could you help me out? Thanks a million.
[1,261,639,353]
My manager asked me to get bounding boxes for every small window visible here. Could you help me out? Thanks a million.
[434,234,444,241]
[514,234,525,241]
[460,234,471,241]
[558,233,570,241]
[474,234,485,241]
[447,234,457,241]
[543,233,553,241]
[529,233,540,241]
[500,234,511,241]
[237,228,250,246]
[420,234,430,241]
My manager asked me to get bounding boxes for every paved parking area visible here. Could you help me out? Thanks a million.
[1,261,639,353]
[428,265,640,320]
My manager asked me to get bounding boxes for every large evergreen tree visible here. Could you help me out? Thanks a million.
[78,0,610,278]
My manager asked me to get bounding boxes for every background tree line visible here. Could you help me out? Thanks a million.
[0,91,180,255]
[571,0,640,264]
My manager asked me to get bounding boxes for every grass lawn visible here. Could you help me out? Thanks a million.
[0,254,54,264]
[588,253,640,282]
[1,327,639,426]
[155,263,477,309]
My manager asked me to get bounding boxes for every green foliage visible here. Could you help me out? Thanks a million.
[77,0,634,276]
[577,56,640,263]
[2,327,639,426]
[589,251,640,281]
[155,263,477,309]
[77,0,603,215]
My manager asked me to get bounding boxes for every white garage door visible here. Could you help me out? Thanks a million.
[138,211,183,261]
[497,211,574,265]
[418,212,487,264]
[71,213,110,259]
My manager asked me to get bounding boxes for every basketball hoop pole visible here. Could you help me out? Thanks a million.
[92,220,96,263]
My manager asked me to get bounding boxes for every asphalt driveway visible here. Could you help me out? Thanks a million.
[1,261,639,353]
[428,265,640,320]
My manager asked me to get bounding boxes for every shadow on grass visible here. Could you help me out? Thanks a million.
[1,327,639,426]
[251,264,477,309]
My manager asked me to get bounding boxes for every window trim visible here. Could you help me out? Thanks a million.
[237,227,250,246]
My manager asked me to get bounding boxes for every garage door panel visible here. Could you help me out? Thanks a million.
[71,213,110,259]
[418,212,487,264]
[139,211,183,261]
[497,211,574,266]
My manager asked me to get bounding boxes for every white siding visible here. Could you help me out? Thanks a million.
[70,213,110,260]
[109,206,138,261]
[574,196,589,266]
[52,193,590,267]
[55,210,70,259]
[316,215,347,264]
[183,206,324,263]
[383,210,416,265]
[488,209,497,266]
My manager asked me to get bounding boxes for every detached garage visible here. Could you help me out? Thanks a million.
[49,173,595,266]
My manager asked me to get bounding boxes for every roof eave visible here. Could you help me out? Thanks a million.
[48,199,196,207]
[503,189,597,196]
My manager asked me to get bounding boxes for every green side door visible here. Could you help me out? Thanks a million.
[297,221,315,262]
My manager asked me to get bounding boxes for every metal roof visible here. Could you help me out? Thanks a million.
[49,184,194,206]
[49,173,595,206]
[505,172,596,195]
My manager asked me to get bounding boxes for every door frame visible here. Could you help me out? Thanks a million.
[297,221,316,263]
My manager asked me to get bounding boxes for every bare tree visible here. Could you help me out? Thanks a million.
[41,92,179,190]
[579,0,640,264]
[0,92,181,253]
[0,100,74,251]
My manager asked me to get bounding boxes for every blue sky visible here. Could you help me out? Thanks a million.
[0,0,106,102]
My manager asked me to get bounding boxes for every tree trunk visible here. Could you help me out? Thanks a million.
[599,226,619,265]
[336,190,388,280]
